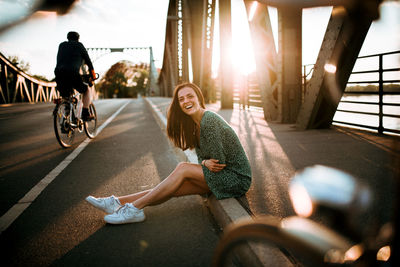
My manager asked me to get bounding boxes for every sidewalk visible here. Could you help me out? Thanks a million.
[145,96,399,266]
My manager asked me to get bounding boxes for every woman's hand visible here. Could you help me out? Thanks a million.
[203,159,226,173]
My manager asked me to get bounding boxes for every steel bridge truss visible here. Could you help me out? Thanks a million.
[158,0,385,130]
[158,0,216,102]
[0,52,57,104]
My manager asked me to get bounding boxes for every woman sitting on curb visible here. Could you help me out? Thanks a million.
[86,82,252,224]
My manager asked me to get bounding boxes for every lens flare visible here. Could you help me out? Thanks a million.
[289,184,313,217]
[377,246,391,261]
[324,63,337,74]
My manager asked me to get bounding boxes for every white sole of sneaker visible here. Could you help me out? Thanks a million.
[104,214,146,224]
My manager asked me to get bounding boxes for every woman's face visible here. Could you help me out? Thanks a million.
[177,86,201,116]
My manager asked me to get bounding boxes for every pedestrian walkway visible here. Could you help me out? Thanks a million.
[145,96,399,265]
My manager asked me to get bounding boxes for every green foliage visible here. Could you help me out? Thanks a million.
[8,55,30,72]
[7,55,50,82]
[96,61,149,98]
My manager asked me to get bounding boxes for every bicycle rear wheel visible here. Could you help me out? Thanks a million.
[212,216,352,267]
[54,102,75,148]
[84,103,97,138]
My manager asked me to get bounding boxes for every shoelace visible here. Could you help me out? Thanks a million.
[109,197,123,211]
[118,204,134,216]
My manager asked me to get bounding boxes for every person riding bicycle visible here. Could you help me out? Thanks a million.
[54,31,96,121]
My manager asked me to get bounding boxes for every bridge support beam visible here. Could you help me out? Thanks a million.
[278,7,302,123]
[147,47,160,96]
[296,4,379,129]
[219,0,234,109]
[158,0,179,96]
[245,1,278,121]
[246,2,302,122]
[0,64,10,103]
[185,0,216,103]
[185,0,204,86]
[159,0,216,99]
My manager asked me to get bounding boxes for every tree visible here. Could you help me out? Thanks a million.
[97,61,149,98]
[6,55,31,86]
[132,68,149,96]
[8,55,30,73]
[109,71,128,98]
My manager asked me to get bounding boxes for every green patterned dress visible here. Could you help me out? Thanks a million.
[195,111,252,199]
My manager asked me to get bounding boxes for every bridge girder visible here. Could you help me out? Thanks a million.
[158,0,179,97]
[158,0,215,100]
[245,0,382,127]
[158,0,382,127]
[245,1,279,121]
[296,1,382,129]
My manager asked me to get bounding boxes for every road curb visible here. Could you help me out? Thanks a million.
[144,97,290,266]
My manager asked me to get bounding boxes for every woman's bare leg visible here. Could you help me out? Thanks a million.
[127,162,209,209]
[118,190,151,205]
[118,178,209,206]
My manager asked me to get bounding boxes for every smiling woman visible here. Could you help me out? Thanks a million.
[86,82,252,224]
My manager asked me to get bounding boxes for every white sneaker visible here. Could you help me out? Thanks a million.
[104,203,145,224]
[85,195,122,214]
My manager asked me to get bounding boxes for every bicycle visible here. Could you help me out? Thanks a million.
[212,165,398,267]
[53,73,99,148]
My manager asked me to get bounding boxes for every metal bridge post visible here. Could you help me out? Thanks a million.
[219,0,233,109]
[245,1,279,121]
[159,0,179,96]
[200,0,216,103]
[148,47,160,96]
[0,64,10,103]
[278,6,303,123]
[378,54,383,134]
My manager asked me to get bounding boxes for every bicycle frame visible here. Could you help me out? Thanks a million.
[69,93,84,131]
[53,92,84,132]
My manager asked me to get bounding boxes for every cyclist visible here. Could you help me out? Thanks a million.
[54,31,96,121]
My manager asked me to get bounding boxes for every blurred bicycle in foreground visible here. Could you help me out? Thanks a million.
[213,164,398,266]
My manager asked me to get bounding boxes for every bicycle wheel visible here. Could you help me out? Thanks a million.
[212,216,353,267]
[54,102,75,148]
[84,103,97,138]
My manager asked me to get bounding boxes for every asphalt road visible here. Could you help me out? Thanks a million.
[0,98,220,266]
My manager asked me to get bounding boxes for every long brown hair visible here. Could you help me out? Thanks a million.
[167,82,205,150]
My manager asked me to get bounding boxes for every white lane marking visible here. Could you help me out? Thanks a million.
[0,100,131,233]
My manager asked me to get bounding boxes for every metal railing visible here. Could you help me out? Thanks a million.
[214,72,263,110]
[233,72,263,109]
[332,50,400,135]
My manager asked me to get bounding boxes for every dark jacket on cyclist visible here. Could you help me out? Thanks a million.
[55,40,94,74]
[54,34,94,97]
